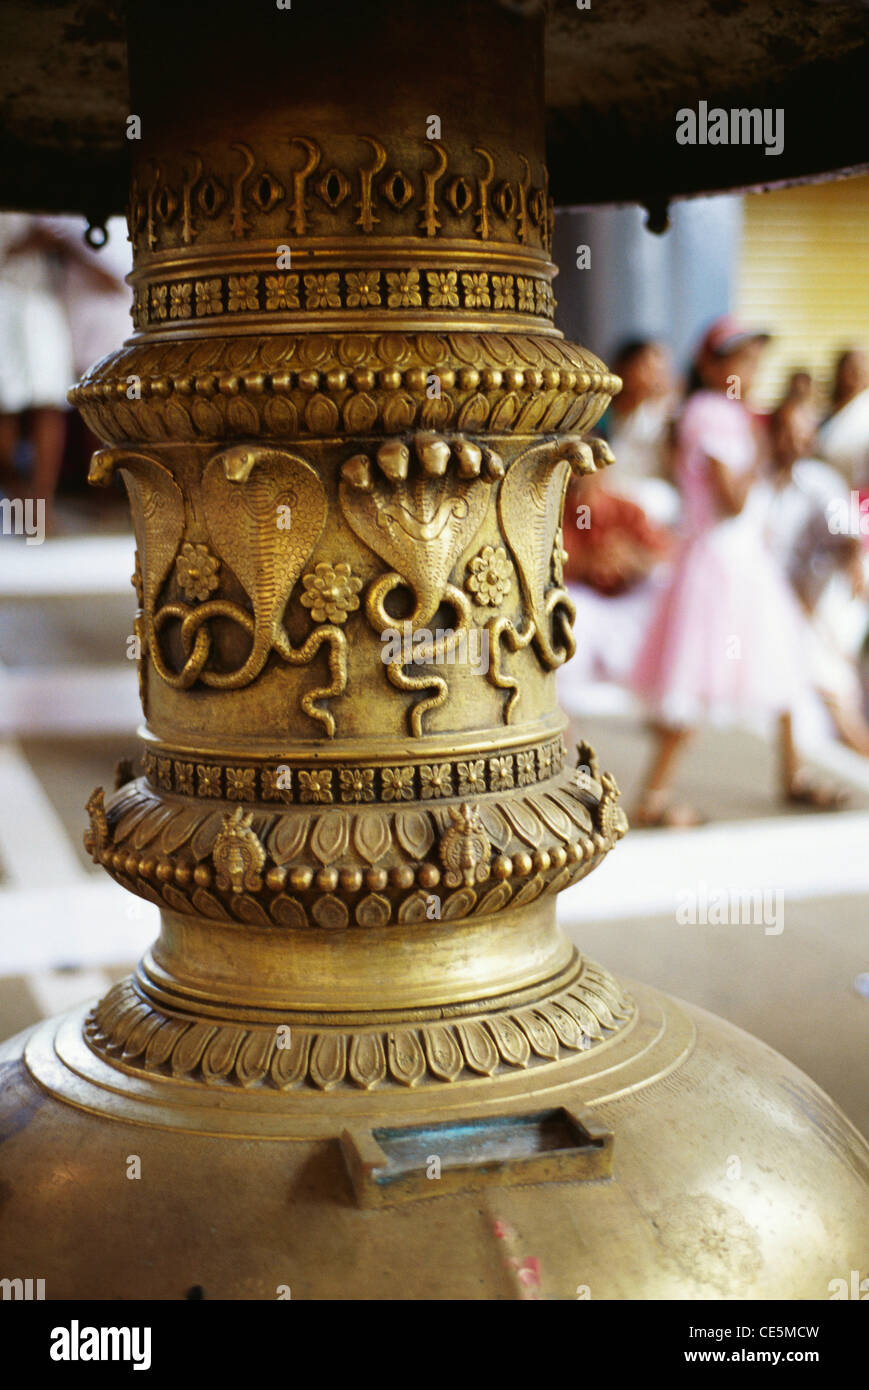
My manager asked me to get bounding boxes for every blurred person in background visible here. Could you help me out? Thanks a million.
[558,470,673,694]
[763,397,869,754]
[0,214,129,532]
[629,315,846,827]
[597,337,681,527]
[59,215,132,383]
[817,347,869,489]
[780,367,819,435]
[565,473,672,598]
[0,214,74,528]
[559,338,678,696]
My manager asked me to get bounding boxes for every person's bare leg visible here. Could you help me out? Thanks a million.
[29,406,66,532]
[823,694,869,756]
[778,711,799,793]
[780,709,848,807]
[633,723,700,826]
[0,413,19,492]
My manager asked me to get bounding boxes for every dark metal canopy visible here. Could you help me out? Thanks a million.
[0,0,867,222]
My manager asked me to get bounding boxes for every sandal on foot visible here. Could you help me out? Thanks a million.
[632,796,706,829]
[785,775,849,811]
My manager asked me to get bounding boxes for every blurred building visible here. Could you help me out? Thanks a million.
[555,173,869,408]
[735,173,869,406]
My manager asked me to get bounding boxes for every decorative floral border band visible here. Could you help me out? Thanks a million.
[143,735,567,805]
[133,268,555,329]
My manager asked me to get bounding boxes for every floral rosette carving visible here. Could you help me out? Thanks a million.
[466,545,512,607]
[301,562,362,624]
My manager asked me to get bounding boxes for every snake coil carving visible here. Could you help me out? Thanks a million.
[89,445,348,736]
[339,433,498,735]
[488,437,610,721]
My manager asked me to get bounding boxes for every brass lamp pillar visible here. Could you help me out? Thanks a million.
[1,0,867,1299]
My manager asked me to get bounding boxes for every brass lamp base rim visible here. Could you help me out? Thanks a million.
[21,973,671,1138]
[24,952,638,1123]
[4,979,868,1299]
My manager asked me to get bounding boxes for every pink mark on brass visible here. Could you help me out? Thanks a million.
[508,1255,541,1290]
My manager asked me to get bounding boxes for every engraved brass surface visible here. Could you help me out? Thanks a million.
[1,0,868,1301]
[61,0,629,1073]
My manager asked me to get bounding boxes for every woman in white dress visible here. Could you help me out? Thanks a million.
[0,215,128,529]
[0,215,75,522]
[763,399,869,754]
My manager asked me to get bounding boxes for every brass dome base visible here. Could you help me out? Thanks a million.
[2,975,867,1300]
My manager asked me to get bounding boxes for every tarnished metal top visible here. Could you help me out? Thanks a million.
[0,0,867,218]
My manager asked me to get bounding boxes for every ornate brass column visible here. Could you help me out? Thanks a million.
[70,0,628,1082]
[1,0,867,1299]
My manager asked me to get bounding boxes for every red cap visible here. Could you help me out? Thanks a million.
[699,314,771,358]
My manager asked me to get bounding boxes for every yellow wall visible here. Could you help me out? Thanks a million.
[735,174,869,411]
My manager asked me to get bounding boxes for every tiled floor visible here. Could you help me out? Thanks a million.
[566,712,869,823]
[567,894,869,1139]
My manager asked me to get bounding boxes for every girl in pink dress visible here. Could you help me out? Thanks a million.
[630,316,846,826]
